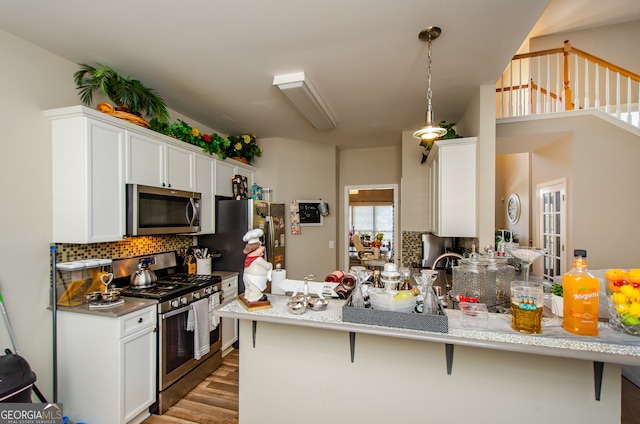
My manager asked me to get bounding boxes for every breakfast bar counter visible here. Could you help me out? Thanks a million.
[215,295,637,424]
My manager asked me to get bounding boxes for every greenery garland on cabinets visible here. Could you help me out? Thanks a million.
[420,121,462,164]
[149,119,262,164]
[71,63,262,164]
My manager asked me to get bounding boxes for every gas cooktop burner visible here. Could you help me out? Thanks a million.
[120,274,221,301]
[161,273,221,285]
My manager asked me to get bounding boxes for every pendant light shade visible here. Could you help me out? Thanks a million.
[413,26,447,143]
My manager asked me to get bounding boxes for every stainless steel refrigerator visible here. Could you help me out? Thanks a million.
[198,198,286,294]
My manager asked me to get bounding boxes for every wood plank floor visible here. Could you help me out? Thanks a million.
[143,349,239,424]
[145,348,639,424]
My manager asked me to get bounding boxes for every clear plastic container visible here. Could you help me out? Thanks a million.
[459,302,489,328]
[56,259,112,306]
[452,256,497,306]
[56,261,88,306]
[484,255,515,304]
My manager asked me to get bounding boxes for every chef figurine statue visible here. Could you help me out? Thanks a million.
[242,229,272,303]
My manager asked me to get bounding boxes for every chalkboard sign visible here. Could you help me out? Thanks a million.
[298,200,323,226]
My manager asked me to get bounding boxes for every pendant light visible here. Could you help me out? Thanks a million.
[413,26,447,144]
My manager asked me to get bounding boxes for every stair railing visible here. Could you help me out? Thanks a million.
[496,40,640,129]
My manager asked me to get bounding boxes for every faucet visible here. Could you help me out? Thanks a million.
[431,253,463,307]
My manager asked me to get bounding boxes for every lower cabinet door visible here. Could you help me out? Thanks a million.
[121,325,157,422]
[221,308,238,352]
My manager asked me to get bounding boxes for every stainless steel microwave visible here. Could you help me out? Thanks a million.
[126,184,201,236]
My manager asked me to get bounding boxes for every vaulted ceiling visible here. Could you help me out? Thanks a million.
[1,0,639,149]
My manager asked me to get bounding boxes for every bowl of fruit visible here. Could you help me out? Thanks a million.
[606,269,640,336]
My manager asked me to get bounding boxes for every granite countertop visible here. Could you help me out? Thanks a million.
[214,294,640,366]
[54,297,158,317]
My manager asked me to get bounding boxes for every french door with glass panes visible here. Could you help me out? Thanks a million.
[538,179,566,280]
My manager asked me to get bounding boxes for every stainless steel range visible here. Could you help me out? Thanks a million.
[113,251,223,414]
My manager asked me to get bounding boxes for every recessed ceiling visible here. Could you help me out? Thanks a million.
[0,0,638,149]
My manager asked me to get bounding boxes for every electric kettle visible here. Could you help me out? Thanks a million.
[130,259,157,288]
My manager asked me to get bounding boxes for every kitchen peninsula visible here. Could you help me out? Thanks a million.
[216,295,639,424]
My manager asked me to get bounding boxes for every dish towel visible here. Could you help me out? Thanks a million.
[209,293,220,331]
[186,298,210,360]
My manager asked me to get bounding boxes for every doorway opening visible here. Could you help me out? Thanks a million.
[343,184,398,271]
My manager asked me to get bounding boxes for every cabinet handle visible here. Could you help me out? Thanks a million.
[168,183,171,188]
[162,183,166,187]
[138,317,143,323]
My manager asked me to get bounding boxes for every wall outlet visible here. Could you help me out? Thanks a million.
[329,240,334,249]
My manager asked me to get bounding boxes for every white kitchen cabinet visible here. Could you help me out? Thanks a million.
[126,131,195,191]
[46,106,259,242]
[234,163,254,189]
[195,153,215,234]
[57,303,157,424]
[46,108,126,243]
[426,137,477,237]
[220,274,239,353]
[215,160,255,198]
[215,161,236,197]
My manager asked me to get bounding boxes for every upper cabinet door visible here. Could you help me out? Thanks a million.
[125,132,164,187]
[48,111,126,243]
[195,154,215,234]
[165,144,195,191]
[215,161,235,197]
[126,132,195,191]
[427,137,477,238]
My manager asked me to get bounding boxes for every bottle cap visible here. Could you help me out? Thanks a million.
[574,249,587,257]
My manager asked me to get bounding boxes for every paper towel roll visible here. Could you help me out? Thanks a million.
[271,268,287,294]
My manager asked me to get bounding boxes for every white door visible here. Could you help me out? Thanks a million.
[538,179,566,280]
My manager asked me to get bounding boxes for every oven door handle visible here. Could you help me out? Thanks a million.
[161,303,193,320]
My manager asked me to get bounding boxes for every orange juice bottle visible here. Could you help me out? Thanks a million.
[562,249,599,336]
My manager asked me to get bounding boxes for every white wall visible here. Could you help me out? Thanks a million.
[497,112,640,270]
[254,137,338,280]
[496,153,530,244]
[399,131,428,232]
[338,146,401,269]
[458,84,497,250]
[0,28,80,400]
[0,27,248,400]
[530,19,640,75]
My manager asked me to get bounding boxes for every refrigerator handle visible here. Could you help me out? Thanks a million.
[266,216,274,260]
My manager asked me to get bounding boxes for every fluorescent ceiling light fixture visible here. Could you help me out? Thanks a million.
[273,72,336,130]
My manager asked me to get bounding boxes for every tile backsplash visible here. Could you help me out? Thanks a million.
[401,231,479,267]
[401,231,424,266]
[54,235,195,264]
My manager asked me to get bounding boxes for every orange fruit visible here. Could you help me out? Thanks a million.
[627,269,640,283]
[606,269,628,282]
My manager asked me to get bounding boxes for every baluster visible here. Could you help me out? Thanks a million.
[637,83,640,128]
[536,56,541,114]
[605,68,610,114]
[594,64,600,109]
[616,72,621,119]
[574,54,579,110]
[509,61,513,117]
[626,76,632,124]
[526,57,531,115]
[555,52,560,112]
[500,73,504,118]
[546,54,551,113]
[518,57,523,116]
[584,57,590,109]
